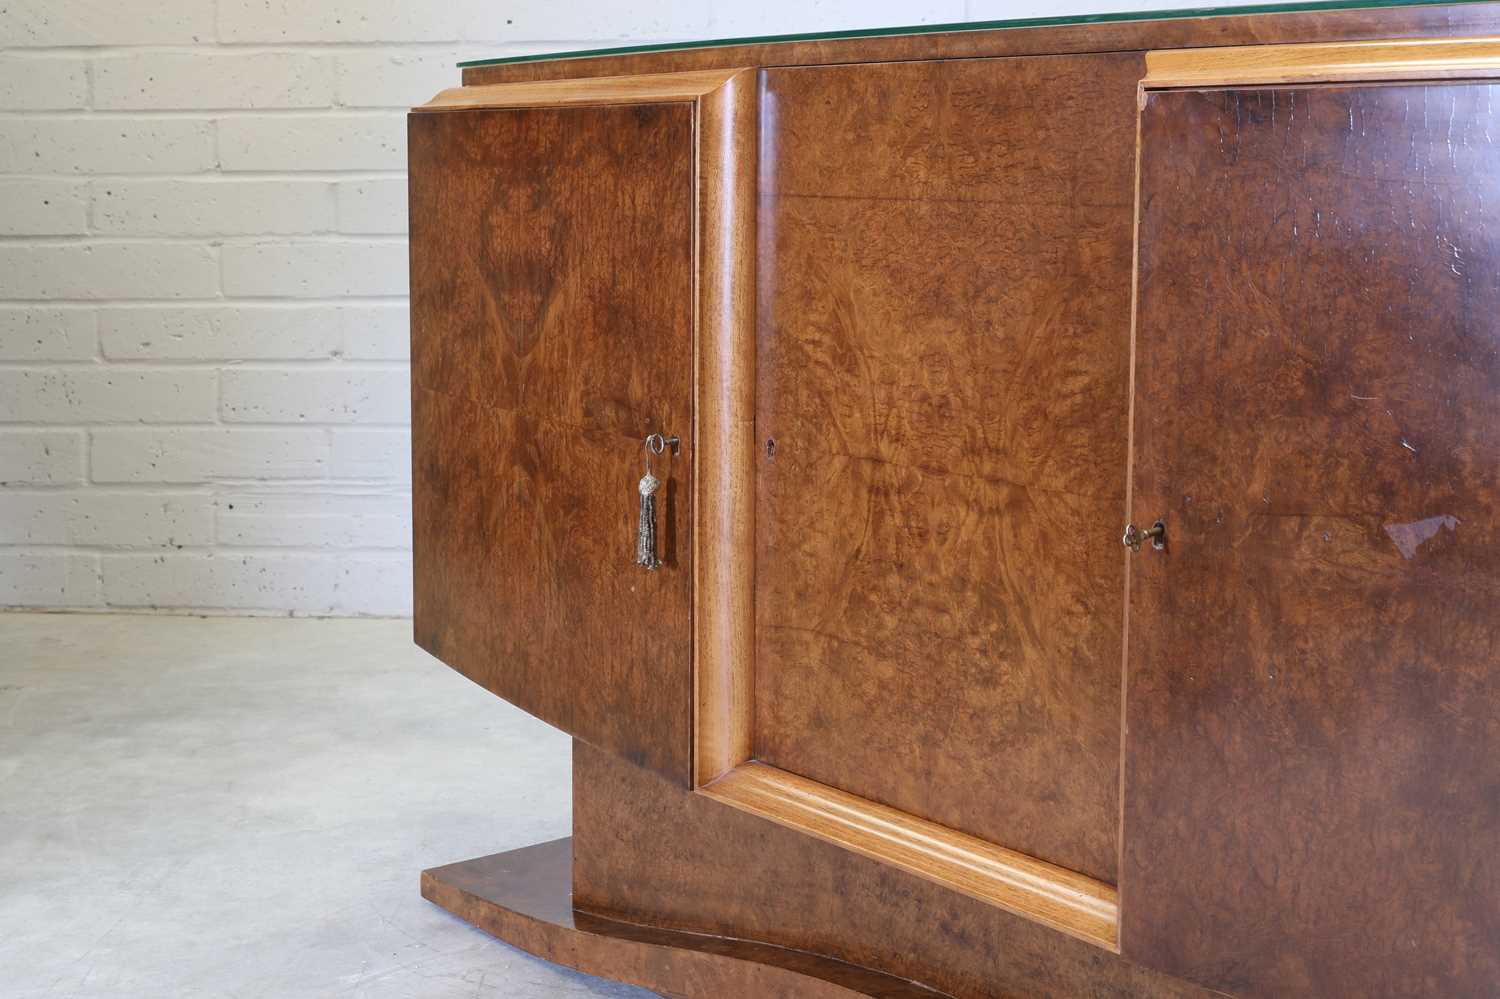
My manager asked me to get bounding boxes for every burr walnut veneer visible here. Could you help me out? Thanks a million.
[408,4,1500,996]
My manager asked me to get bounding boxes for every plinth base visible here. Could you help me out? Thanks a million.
[420,837,951,999]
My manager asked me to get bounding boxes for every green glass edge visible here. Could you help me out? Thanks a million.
[458,0,1494,68]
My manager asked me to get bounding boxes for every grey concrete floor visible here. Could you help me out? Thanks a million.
[0,612,657,999]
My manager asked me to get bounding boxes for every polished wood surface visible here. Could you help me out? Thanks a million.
[460,4,1500,86]
[408,103,693,431]
[575,743,1218,999]
[410,11,1500,997]
[422,838,955,999]
[753,54,1140,884]
[1124,81,1500,997]
[1141,33,1500,86]
[420,68,745,110]
[702,762,1118,950]
[693,71,758,787]
[409,103,695,783]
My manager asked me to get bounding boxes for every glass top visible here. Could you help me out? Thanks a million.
[460,0,1490,68]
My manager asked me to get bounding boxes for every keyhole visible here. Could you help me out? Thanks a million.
[766,438,777,459]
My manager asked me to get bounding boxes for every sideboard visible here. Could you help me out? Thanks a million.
[406,3,1500,996]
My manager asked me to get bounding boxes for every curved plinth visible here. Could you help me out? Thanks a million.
[421,838,953,999]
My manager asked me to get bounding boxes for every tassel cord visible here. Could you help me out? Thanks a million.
[636,471,661,571]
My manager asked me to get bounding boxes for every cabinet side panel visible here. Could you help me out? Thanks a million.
[754,53,1142,883]
[1124,83,1500,997]
[408,104,695,784]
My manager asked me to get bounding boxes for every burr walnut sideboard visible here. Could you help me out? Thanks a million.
[407,4,1500,996]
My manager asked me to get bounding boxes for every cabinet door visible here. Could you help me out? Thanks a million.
[1124,82,1500,996]
[753,53,1141,884]
[409,104,694,784]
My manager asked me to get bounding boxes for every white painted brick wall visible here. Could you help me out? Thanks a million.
[219,240,408,298]
[0,57,90,110]
[89,428,331,482]
[0,491,214,546]
[0,431,85,485]
[220,367,409,423]
[0,118,218,174]
[92,180,336,236]
[93,53,336,110]
[334,179,406,234]
[0,309,97,360]
[0,243,220,298]
[217,114,408,171]
[0,0,1259,615]
[0,179,89,235]
[0,368,219,422]
[330,429,409,482]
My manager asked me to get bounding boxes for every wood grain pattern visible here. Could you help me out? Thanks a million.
[408,103,695,783]
[574,743,1221,999]
[408,103,693,435]
[702,763,1118,950]
[1142,34,1500,87]
[693,71,758,787]
[753,54,1141,884]
[422,838,956,999]
[1124,82,1500,997]
[459,5,1500,86]
[420,68,744,110]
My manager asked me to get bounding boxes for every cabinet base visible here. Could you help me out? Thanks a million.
[420,837,953,999]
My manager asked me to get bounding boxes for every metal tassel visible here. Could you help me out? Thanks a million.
[635,471,661,571]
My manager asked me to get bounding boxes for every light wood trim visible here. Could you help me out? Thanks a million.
[1117,99,1145,916]
[1143,35,1500,89]
[700,763,1120,951]
[692,71,757,786]
[417,68,748,111]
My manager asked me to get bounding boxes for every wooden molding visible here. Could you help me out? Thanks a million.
[700,763,1120,952]
[693,71,758,786]
[1143,35,1500,89]
[416,68,749,111]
